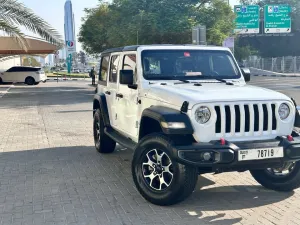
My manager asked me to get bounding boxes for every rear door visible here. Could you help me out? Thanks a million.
[98,53,121,129]
[115,53,139,138]
[106,53,121,128]
[14,67,29,82]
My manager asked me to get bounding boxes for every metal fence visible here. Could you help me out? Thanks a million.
[243,56,300,74]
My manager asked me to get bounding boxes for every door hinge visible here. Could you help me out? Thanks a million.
[115,113,117,120]
[135,121,139,128]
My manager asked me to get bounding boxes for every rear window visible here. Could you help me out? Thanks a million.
[6,67,41,72]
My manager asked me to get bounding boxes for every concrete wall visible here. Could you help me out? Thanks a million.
[0,56,21,71]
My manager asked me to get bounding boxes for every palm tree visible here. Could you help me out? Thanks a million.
[0,0,63,48]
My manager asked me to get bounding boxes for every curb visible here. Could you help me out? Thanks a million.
[253,74,300,78]
[250,68,300,78]
[47,78,88,81]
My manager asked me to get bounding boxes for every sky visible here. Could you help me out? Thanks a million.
[21,0,100,51]
[21,0,240,51]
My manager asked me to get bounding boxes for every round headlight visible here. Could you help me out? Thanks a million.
[278,103,290,120]
[195,106,211,124]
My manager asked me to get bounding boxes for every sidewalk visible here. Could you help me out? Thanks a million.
[251,68,300,77]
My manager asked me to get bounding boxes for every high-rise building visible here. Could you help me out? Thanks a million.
[45,55,54,66]
[64,0,76,57]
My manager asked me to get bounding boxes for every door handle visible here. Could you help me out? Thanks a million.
[105,91,111,95]
[116,93,123,98]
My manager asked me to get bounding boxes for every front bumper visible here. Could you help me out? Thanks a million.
[173,135,300,172]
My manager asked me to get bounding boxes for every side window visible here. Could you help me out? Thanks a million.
[99,56,110,85]
[7,67,16,72]
[123,54,137,83]
[109,55,120,83]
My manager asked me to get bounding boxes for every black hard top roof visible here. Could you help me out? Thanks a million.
[100,44,216,54]
[101,45,140,54]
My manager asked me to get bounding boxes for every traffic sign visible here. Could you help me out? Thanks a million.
[66,40,75,55]
[264,5,291,33]
[234,5,260,34]
[223,37,235,48]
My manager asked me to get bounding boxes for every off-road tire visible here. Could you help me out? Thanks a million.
[132,133,198,206]
[93,109,116,153]
[250,161,300,192]
[25,77,35,85]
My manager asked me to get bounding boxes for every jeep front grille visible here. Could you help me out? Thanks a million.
[215,103,278,136]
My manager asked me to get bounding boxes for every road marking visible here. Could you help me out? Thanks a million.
[263,79,279,81]
[0,85,13,99]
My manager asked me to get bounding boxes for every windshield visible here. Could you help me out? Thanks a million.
[142,50,241,80]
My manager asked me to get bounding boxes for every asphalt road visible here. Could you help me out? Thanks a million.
[249,76,300,103]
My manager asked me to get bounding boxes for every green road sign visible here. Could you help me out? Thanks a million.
[264,5,291,33]
[234,5,260,34]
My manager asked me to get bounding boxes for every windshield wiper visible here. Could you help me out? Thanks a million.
[215,78,227,83]
[215,78,234,85]
[178,79,190,83]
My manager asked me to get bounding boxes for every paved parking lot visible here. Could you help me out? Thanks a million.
[0,79,300,225]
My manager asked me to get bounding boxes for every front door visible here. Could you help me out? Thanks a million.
[2,72,14,82]
[115,53,139,139]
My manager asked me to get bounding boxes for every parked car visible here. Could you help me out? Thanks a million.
[0,66,47,85]
[93,45,300,206]
[73,69,80,73]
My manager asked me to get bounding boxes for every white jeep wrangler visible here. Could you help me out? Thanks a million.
[93,45,300,206]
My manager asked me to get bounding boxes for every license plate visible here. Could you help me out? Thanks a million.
[238,147,284,161]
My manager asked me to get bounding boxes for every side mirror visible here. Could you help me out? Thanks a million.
[241,67,251,82]
[120,70,134,85]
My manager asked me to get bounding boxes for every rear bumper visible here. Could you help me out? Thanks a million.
[37,75,47,82]
[173,135,300,172]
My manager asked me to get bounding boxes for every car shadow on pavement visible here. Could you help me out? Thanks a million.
[0,146,294,225]
[178,179,294,224]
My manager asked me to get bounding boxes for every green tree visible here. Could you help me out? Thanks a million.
[196,0,235,45]
[79,0,235,54]
[0,0,63,47]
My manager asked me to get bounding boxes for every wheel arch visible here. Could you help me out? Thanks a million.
[291,98,300,128]
[139,106,194,141]
[25,76,35,83]
[93,93,110,127]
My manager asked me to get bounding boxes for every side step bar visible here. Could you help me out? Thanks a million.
[104,127,137,150]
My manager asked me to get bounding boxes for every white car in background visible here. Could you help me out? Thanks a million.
[0,66,47,85]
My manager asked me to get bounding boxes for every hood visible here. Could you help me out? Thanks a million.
[145,81,291,109]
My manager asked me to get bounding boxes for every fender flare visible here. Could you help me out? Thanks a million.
[141,106,194,135]
[93,93,110,127]
[291,98,300,128]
